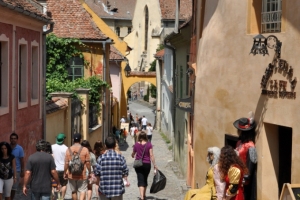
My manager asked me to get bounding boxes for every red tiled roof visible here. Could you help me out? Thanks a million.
[110,45,124,60]
[159,0,192,20]
[85,0,136,20]
[46,98,68,114]
[154,49,164,59]
[0,0,52,22]
[47,0,107,40]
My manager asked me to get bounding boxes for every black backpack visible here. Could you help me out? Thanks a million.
[68,146,84,175]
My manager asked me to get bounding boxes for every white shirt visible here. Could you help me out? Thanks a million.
[147,126,153,135]
[52,143,68,171]
[120,118,125,123]
[130,127,136,136]
[141,117,147,125]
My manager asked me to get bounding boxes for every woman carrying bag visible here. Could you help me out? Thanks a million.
[131,132,157,200]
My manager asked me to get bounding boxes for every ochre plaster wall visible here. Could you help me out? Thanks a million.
[193,0,300,199]
[46,109,69,145]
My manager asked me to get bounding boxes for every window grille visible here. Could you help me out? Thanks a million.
[144,6,149,51]
[68,56,84,81]
[89,103,98,128]
[261,0,282,33]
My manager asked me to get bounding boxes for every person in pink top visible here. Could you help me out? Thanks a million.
[233,112,257,200]
[131,132,157,200]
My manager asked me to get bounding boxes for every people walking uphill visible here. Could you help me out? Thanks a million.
[218,145,248,200]
[184,147,225,200]
[9,132,24,200]
[64,133,91,200]
[0,142,16,200]
[233,112,257,200]
[23,139,61,200]
[132,131,157,200]
[94,136,129,200]
[146,123,153,142]
[81,140,97,200]
[52,133,68,199]
[141,116,147,130]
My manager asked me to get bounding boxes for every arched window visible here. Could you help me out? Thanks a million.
[144,6,149,51]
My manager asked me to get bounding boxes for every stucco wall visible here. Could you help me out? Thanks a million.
[193,0,300,199]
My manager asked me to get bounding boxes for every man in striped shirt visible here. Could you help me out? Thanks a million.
[94,136,129,200]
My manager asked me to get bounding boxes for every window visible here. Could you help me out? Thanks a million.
[19,43,28,105]
[262,0,282,33]
[144,6,149,51]
[31,42,39,104]
[0,38,9,115]
[116,27,120,36]
[128,27,132,34]
[68,56,84,81]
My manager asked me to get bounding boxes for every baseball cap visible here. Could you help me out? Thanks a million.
[73,133,81,140]
[56,133,66,144]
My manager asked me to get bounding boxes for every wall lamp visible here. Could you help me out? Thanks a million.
[124,63,131,77]
[250,34,282,58]
[186,67,194,77]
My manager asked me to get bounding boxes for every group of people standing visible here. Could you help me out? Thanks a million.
[0,133,24,200]
[185,112,257,200]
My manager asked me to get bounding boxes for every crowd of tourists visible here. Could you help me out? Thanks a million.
[184,112,257,200]
[0,112,156,200]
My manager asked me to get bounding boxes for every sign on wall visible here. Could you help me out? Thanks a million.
[260,59,297,99]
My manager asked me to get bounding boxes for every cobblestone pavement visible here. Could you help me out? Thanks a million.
[14,100,187,200]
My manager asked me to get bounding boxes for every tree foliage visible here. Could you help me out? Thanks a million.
[46,34,109,109]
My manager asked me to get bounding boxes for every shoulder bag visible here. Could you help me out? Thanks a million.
[133,143,147,168]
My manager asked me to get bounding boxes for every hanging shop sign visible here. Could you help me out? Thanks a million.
[176,97,193,113]
[260,59,297,99]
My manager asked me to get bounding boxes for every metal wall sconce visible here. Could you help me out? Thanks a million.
[124,63,131,77]
[186,67,194,77]
[250,34,282,58]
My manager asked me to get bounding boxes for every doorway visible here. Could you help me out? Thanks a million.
[278,126,292,194]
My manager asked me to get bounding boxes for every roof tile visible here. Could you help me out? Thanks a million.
[159,0,192,20]
[85,0,136,20]
[47,0,107,40]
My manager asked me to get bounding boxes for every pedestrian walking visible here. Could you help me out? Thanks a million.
[141,116,147,130]
[94,136,129,200]
[64,133,91,200]
[146,123,153,142]
[135,114,139,123]
[131,132,157,200]
[51,133,68,199]
[130,125,137,146]
[9,132,25,200]
[120,116,126,124]
[81,140,97,200]
[0,142,16,200]
[23,139,61,199]
[93,141,105,160]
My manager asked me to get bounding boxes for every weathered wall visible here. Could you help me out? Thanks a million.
[193,0,299,199]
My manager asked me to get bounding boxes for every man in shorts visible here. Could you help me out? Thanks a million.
[10,132,25,199]
[52,133,68,198]
[64,133,91,200]
[23,139,61,199]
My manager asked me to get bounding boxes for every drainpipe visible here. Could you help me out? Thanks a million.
[42,23,54,139]
[164,38,176,159]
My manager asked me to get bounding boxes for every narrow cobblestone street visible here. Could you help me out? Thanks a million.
[14,100,187,200]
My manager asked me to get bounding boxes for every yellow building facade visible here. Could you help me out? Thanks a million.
[192,0,300,199]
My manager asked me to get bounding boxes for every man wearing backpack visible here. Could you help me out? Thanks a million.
[64,133,91,200]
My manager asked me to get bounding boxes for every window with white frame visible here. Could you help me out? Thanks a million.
[261,0,282,33]
[18,39,28,106]
[0,35,9,115]
[31,42,39,104]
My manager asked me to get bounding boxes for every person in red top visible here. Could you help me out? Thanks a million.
[218,146,248,200]
[233,112,257,200]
